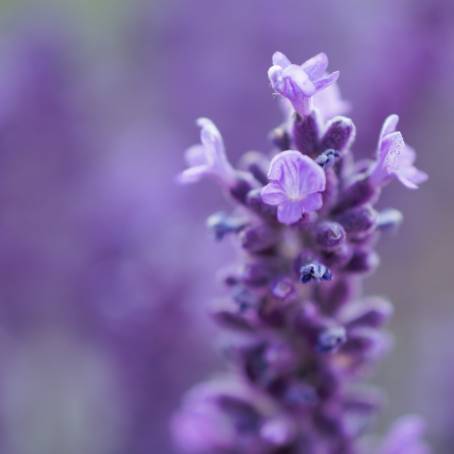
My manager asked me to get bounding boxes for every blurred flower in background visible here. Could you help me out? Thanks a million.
[0,0,452,453]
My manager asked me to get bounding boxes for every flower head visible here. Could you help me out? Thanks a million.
[268,51,339,117]
[178,117,236,186]
[261,150,326,225]
[370,115,428,189]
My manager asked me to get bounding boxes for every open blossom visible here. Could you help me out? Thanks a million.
[268,51,339,117]
[261,150,326,225]
[178,117,236,186]
[370,114,428,189]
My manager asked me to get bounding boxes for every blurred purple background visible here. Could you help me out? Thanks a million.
[0,0,452,453]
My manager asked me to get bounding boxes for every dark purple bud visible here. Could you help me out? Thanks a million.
[211,302,254,332]
[343,250,380,274]
[300,262,332,284]
[246,188,277,219]
[271,277,295,301]
[207,212,248,240]
[230,172,255,204]
[270,127,291,151]
[265,342,297,374]
[216,395,261,433]
[342,297,394,329]
[334,177,379,212]
[343,327,389,358]
[321,243,353,267]
[240,224,276,253]
[241,262,274,287]
[239,151,269,186]
[321,168,339,213]
[294,302,327,343]
[315,148,340,169]
[320,116,356,151]
[292,112,319,157]
[377,208,404,233]
[318,277,359,314]
[314,221,346,250]
[337,205,378,239]
[316,326,347,353]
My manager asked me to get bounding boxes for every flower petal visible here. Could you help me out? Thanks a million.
[379,131,406,167]
[261,182,287,206]
[177,166,208,184]
[277,200,304,225]
[301,52,329,80]
[283,65,316,96]
[397,167,428,189]
[185,144,207,167]
[380,114,400,141]
[197,117,225,159]
[272,51,291,68]
[313,71,340,91]
[300,193,323,212]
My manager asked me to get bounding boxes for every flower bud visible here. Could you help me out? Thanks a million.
[240,224,277,252]
[314,221,346,250]
[292,112,319,157]
[269,127,291,151]
[337,205,378,239]
[320,116,356,151]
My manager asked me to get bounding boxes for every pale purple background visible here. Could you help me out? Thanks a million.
[0,0,452,453]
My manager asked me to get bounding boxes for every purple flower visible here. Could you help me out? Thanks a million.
[178,117,236,186]
[370,114,428,189]
[176,50,429,454]
[268,51,340,116]
[261,150,326,225]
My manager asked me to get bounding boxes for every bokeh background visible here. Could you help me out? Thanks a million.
[0,0,452,453]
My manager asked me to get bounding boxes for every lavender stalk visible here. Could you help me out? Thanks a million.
[173,51,429,454]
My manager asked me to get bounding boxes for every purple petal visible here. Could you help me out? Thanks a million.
[277,200,304,225]
[272,51,291,68]
[177,165,208,184]
[301,52,329,80]
[267,151,326,199]
[313,71,340,91]
[268,65,283,92]
[261,182,287,206]
[282,65,316,97]
[300,193,323,212]
[380,114,400,141]
[184,144,207,167]
[379,131,406,166]
[397,167,428,189]
[298,156,326,194]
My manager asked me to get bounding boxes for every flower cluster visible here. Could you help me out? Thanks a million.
[174,52,429,453]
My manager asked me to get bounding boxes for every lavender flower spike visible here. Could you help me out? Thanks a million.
[178,117,236,186]
[268,51,340,116]
[261,150,326,225]
[370,114,428,189]
[175,51,429,454]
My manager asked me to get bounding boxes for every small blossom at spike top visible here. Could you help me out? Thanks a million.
[268,51,340,116]
[175,52,429,454]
